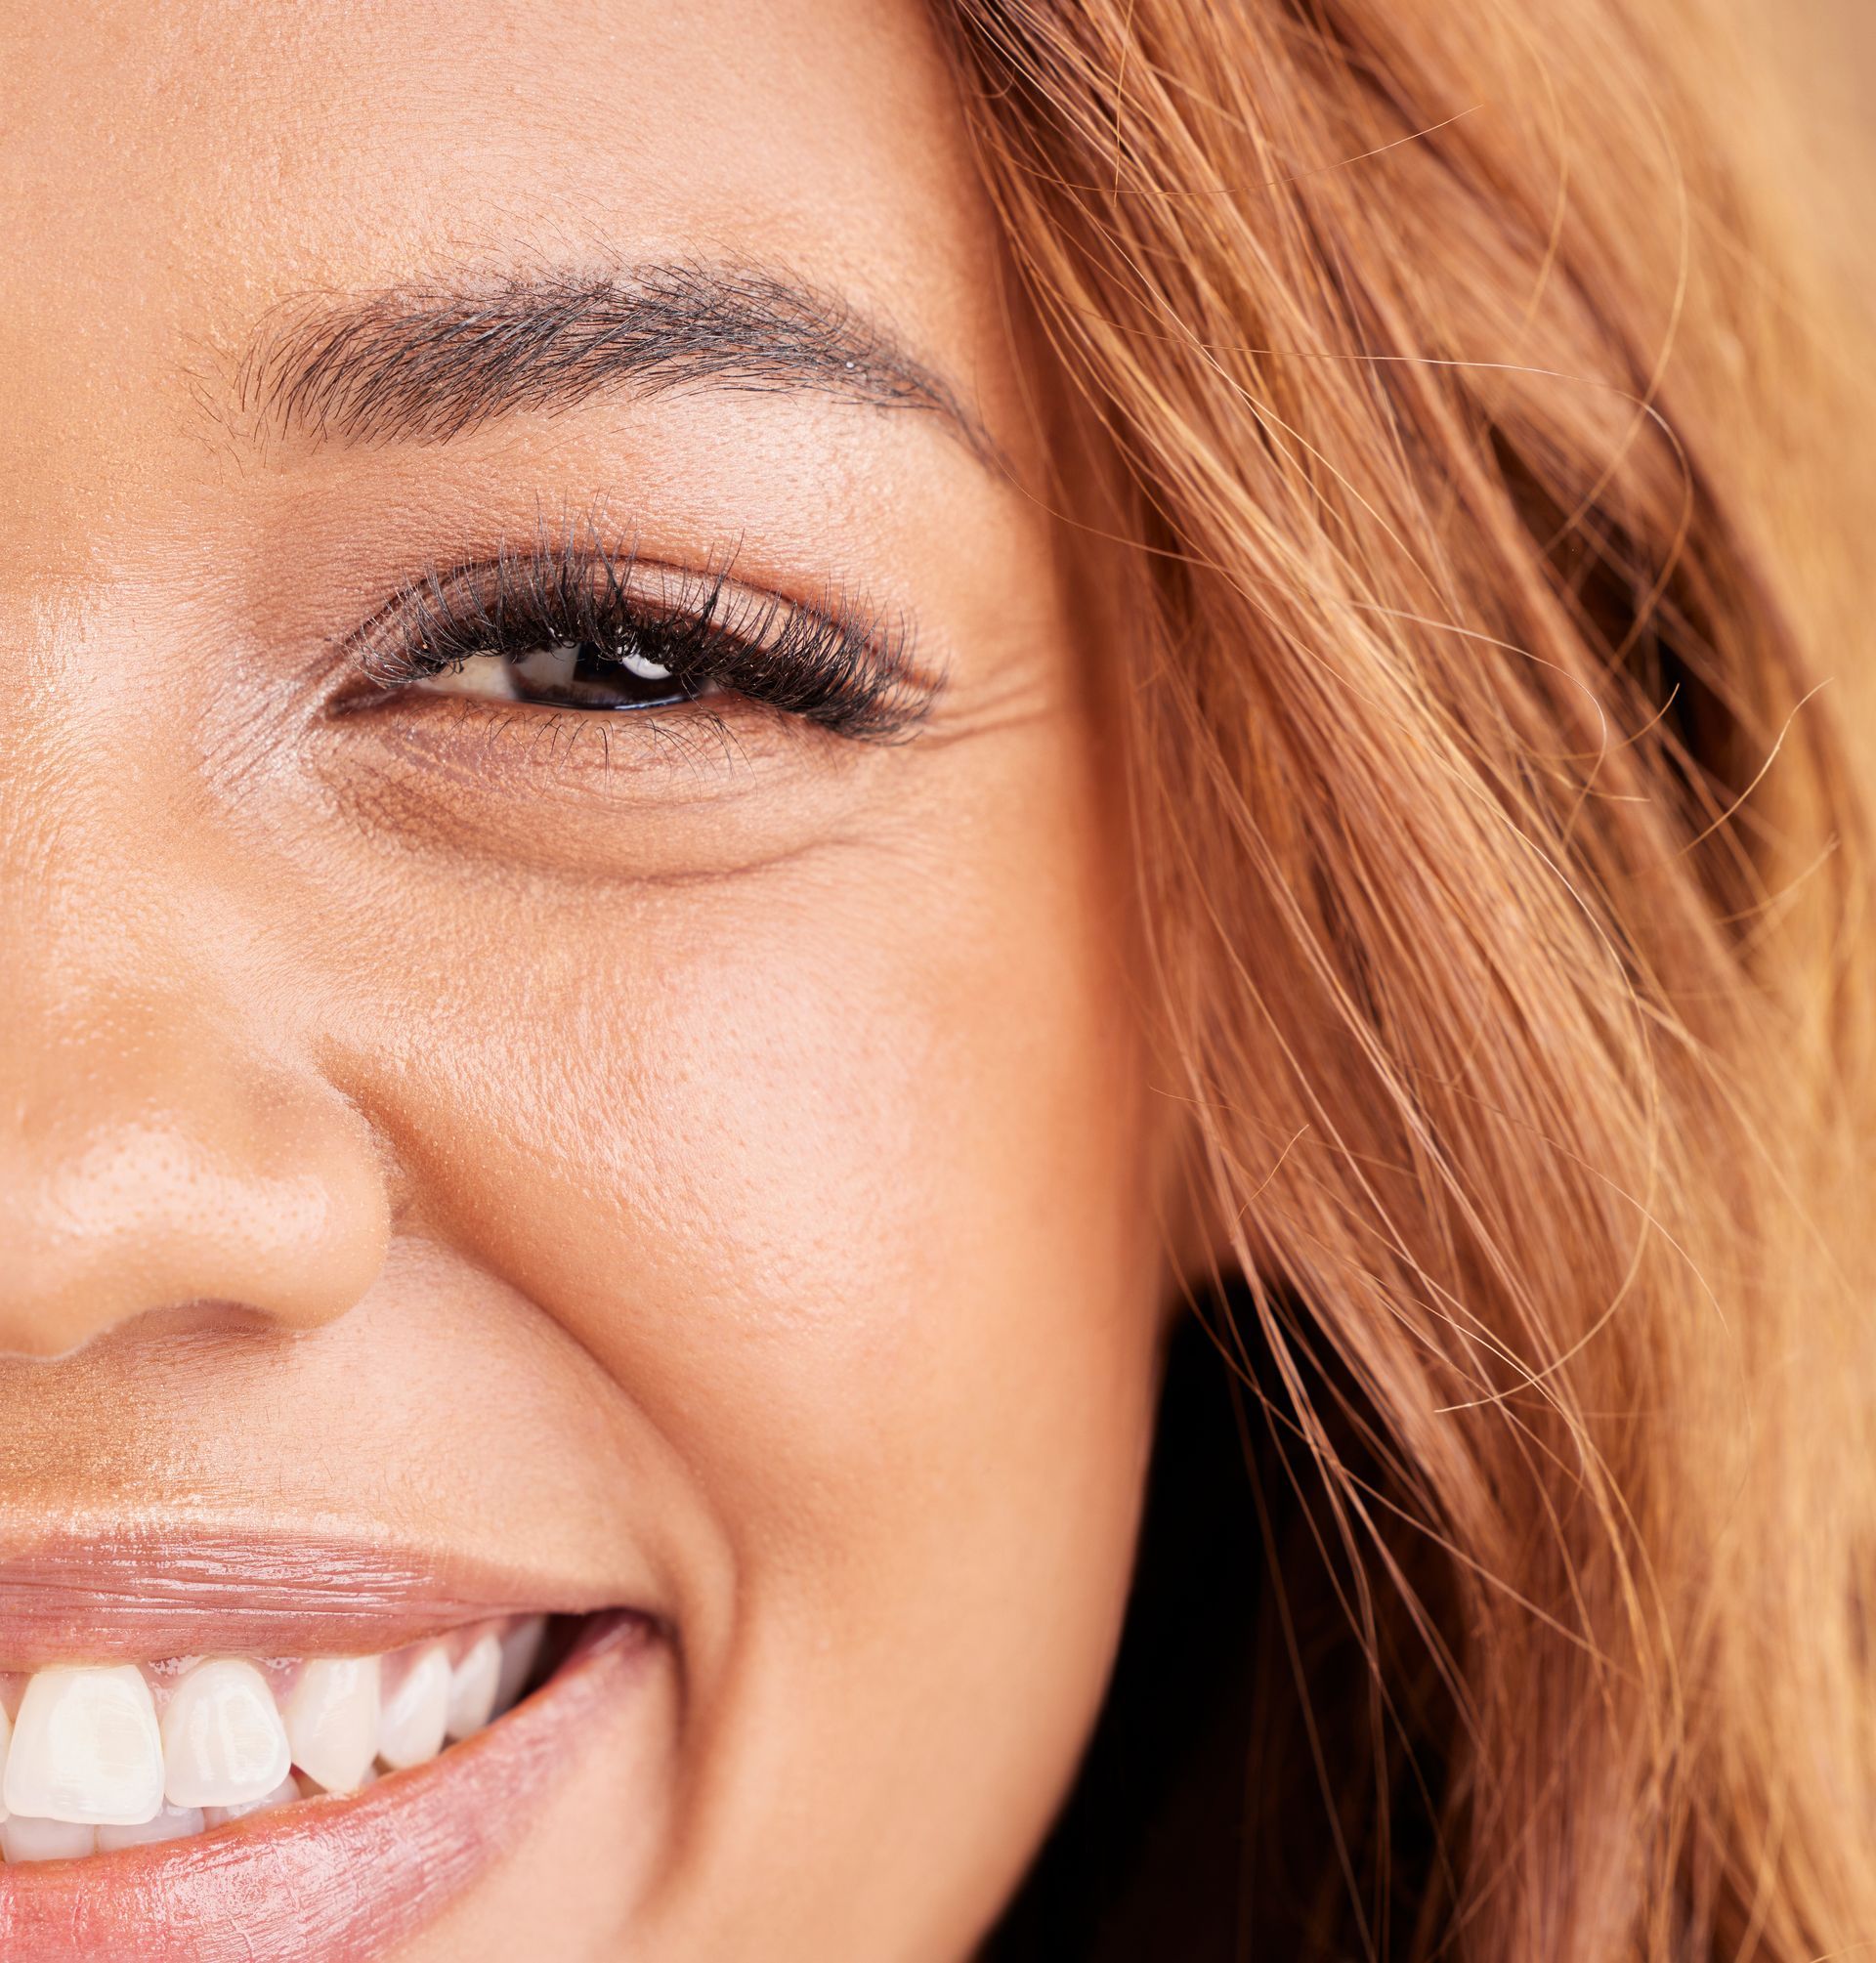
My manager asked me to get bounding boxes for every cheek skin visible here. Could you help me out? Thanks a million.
[327,709,1165,1955]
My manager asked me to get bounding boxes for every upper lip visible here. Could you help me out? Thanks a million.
[0,1528,632,1666]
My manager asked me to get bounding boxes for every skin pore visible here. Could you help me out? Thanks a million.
[0,2,1178,1957]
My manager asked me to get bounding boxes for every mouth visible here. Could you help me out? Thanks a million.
[0,1535,661,1962]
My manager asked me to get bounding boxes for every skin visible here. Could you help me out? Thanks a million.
[0,1,1179,1957]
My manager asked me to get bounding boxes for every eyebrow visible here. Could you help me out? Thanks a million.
[235,264,998,465]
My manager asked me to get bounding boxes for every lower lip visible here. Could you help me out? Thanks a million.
[0,1612,652,1963]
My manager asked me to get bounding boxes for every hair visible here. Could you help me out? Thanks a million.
[931,1,1876,1955]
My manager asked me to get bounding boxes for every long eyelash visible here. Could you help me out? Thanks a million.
[354,533,935,742]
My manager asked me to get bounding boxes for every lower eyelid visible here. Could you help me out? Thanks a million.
[313,689,879,887]
[405,693,769,785]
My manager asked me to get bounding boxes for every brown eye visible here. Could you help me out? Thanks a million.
[361,545,932,740]
[415,638,706,711]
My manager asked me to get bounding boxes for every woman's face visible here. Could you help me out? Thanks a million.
[0,1,1173,1955]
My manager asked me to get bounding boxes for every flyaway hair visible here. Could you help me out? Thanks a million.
[938,0,1876,1955]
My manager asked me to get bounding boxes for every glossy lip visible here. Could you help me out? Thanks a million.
[0,1529,639,1666]
[0,1611,654,1962]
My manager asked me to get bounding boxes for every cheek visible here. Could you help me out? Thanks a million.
[395,795,1160,1573]
[335,719,1166,1927]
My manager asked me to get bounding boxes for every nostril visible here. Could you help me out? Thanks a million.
[75,1300,336,1350]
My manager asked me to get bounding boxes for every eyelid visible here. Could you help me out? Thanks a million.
[346,537,939,743]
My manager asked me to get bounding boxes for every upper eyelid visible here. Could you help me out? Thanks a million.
[360,548,820,677]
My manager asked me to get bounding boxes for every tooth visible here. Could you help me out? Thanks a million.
[97,1801,205,1851]
[3,1666,164,1826]
[445,1635,502,1739]
[376,1646,448,1770]
[160,1658,292,1809]
[494,1616,547,1714]
[204,1771,299,1826]
[1,1814,98,1861]
[282,1657,379,1795]
[0,1700,12,1822]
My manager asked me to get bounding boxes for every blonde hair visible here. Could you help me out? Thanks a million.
[937,0,1876,1953]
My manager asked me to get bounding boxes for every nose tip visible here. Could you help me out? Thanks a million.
[0,1013,391,1359]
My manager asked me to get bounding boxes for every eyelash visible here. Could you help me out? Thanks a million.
[350,537,932,743]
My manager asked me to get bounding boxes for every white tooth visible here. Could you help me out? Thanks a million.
[160,1659,292,1809]
[204,1772,299,1825]
[97,1801,205,1851]
[2,1814,98,1861]
[282,1657,379,1795]
[494,1617,547,1714]
[0,1700,12,1823]
[376,1646,448,1770]
[3,1666,164,1826]
[445,1636,502,1739]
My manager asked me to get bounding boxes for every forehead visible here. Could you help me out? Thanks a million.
[0,0,1000,503]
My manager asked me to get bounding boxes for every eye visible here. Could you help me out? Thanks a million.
[352,543,940,742]
[415,632,709,712]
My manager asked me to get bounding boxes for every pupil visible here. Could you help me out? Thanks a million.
[507,639,692,710]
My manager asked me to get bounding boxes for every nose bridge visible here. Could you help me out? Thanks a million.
[0,786,391,1357]
[0,165,388,1352]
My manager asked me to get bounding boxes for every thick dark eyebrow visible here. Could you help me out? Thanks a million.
[235,264,999,465]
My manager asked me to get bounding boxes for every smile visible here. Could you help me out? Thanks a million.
[0,1536,660,1962]
[0,1615,550,1856]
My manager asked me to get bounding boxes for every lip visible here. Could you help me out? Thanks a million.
[0,1529,636,1666]
[0,1610,653,1962]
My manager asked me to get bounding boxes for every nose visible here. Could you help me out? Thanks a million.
[0,296,393,1356]
[0,964,391,1359]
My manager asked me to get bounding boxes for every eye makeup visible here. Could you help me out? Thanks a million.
[345,534,940,744]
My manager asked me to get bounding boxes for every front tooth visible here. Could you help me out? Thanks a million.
[204,1771,299,1826]
[98,1801,205,1851]
[283,1657,379,1795]
[377,1646,448,1769]
[494,1617,547,1714]
[445,1636,502,1739]
[161,1659,292,1809]
[2,1814,98,1861]
[3,1666,164,1826]
[0,1701,12,1822]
